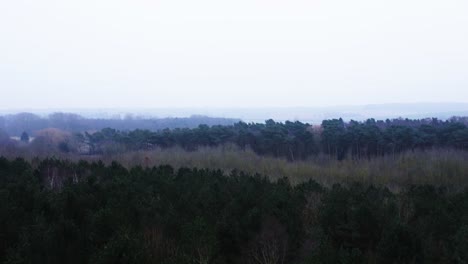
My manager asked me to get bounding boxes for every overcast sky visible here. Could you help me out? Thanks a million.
[1,0,467,109]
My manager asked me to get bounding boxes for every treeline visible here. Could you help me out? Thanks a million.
[322,117,468,160]
[1,158,468,263]
[86,120,317,160]
[85,118,468,160]
[0,112,240,136]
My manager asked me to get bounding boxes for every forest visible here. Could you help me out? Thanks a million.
[1,116,468,263]
[73,117,468,160]
[0,113,239,136]
[1,157,468,263]
[3,0,467,262]
[3,115,468,162]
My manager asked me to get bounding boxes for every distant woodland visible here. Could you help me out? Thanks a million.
[3,116,467,160]
[0,112,240,136]
[1,115,468,263]
[80,117,468,160]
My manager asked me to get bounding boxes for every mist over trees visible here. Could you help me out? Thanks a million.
[0,115,467,263]
[2,115,467,162]
[0,112,240,136]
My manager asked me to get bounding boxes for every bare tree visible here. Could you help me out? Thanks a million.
[246,217,288,264]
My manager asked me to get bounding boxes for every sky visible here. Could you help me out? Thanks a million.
[0,0,467,109]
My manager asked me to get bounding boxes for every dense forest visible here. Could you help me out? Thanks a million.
[1,116,468,263]
[0,113,239,136]
[81,117,468,160]
[1,158,468,264]
[2,115,468,162]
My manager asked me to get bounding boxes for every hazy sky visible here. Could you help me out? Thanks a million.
[1,0,467,109]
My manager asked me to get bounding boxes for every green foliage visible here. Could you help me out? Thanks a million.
[86,120,318,161]
[79,118,468,161]
[1,158,468,263]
